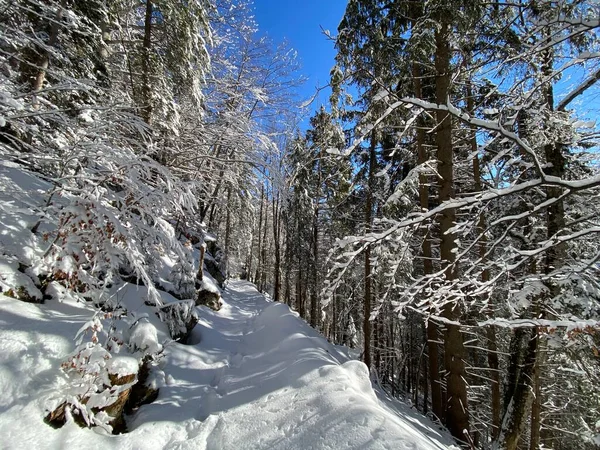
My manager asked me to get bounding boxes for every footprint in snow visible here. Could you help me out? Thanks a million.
[197,390,219,421]
[215,385,226,396]
[230,352,244,367]
[281,423,297,437]
[165,416,219,450]
[370,427,385,439]
[185,419,204,439]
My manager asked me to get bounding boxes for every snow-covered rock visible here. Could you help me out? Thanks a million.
[204,243,226,288]
[196,275,222,311]
[107,356,139,381]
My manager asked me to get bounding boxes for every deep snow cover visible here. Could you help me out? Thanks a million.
[0,279,454,449]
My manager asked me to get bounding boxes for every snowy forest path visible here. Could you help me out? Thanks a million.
[0,277,454,449]
[134,280,455,450]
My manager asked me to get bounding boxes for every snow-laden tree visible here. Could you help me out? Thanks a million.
[0,0,214,431]
[324,0,600,447]
[109,0,212,128]
[183,0,304,282]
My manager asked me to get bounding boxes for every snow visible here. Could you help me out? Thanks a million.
[0,162,50,265]
[107,356,139,378]
[77,110,94,123]
[199,275,220,295]
[0,280,454,449]
[0,256,43,301]
[0,160,454,448]
[129,321,162,355]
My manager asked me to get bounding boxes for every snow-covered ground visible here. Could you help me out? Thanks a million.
[0,279,454,449]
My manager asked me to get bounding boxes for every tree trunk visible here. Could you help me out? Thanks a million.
[531,47,564,450]
[332,290,338,343]
[197,244,205,281]
[247,225,255,282]
[297,267,305,319]
[25,0,66,109]
[283,237,291,306]
[141,0,153,125]
[260,196,268,292]
[498,328,539,450]
[363,132,376,370]
[272,192,281,302]
[414,63,443,422]
[434,19,469,442]
[529,334,545,450]
[255,186,264,285]
[223,187,233,277]
[467,82,501,439]
[310,203,319,327]
[422,325,429,415]
[374,300,382,373]
[487,325,501,440]
[310,152,322,328]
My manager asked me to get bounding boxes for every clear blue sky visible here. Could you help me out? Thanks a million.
[253,0,347,126]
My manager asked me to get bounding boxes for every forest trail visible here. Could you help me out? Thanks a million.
[135,280,455,450]
[0,279,454,449]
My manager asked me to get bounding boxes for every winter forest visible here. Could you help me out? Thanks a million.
[0,0,599,449]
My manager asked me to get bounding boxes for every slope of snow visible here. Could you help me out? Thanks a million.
[0,279,454,449]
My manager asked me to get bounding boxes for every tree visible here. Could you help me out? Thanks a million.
[303,107,346,328]
[325,0,600,448]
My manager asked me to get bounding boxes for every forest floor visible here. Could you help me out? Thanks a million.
[0,277,456,449]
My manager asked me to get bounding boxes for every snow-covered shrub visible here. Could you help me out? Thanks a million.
[46,311,165,433]
[0,255,43,303]
[128,319,163,354]
[159,300,199,343]
[167,250,197,299]
[46,316,132,433]
[1,104,200,430]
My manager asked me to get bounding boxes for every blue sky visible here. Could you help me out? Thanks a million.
[253,0,347,125]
